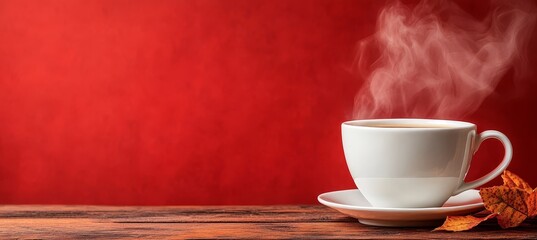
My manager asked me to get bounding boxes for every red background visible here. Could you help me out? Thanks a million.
[0,0,536,205]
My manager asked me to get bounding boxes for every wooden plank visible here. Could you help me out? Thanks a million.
[0,205,535,239]
[0,219,535,239]
[0,205,352,223]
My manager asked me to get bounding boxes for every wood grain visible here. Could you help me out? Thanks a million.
[0,205,535,239]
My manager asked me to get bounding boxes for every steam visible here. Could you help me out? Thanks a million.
[353,0,536,119]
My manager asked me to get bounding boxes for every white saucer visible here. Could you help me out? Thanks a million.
[318,189,484,227]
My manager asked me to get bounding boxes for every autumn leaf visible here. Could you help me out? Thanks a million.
[502,170,533,193]
[527,189,537,218]
[480,186,529,228]
[436,171,536,232]
[500,170,536,218]
[433,213,497,232]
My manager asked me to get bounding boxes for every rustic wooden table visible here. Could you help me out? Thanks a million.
[0,205,535,239]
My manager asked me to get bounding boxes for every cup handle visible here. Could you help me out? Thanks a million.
[452,130,513,195]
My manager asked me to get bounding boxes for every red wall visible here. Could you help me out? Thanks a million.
[0,0,536,205]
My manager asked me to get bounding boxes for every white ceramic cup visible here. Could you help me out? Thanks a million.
[341,118,512,208]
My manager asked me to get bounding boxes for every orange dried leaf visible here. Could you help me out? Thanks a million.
[527,189,537,218]
[480,186,529,228]
[502,170,533,193]
[433,213,497,232]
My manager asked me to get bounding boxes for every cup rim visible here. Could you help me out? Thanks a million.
[342,118,476,130]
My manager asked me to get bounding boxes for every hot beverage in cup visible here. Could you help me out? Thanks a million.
[341,119,512,208]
